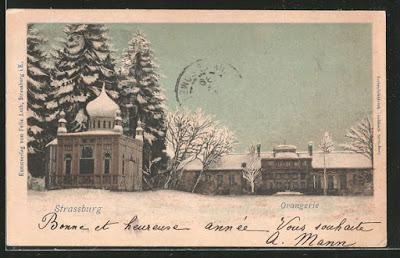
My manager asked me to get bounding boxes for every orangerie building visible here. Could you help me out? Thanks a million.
[179,144,373,196]
[45,86,144,191]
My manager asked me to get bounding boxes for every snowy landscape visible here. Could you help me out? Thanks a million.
[27,23,373,196]
[24,188,381,247]
[28,188,374,220]
[17,20,386,248]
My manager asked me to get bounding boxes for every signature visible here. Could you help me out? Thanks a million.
[38,212,380,247]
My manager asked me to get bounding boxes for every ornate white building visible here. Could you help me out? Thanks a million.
[45,85,144,191]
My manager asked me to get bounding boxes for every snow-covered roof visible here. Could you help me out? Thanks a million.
[183,151,371,171]
[183,153,270,171]
[45,138,58,147]
[58,130,122,136]
[311,151,371,169]
[86,85,119,118]
[273,144,297,151]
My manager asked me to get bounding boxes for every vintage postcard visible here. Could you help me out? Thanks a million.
[6,9,386,248]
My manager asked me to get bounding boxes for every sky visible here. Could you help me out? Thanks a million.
[35,23,372,152]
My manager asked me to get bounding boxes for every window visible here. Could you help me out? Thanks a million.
[229,174,235,186]
[300,173,306,180]
[93,120,96,129]
[353,174,359,185]
[217,175,223,187]
[64,154,72,175]
[301,181,306,189]
[79,146,94,174]
[353,174,365,186]
[328,176,334,190]
[103,121,106,128]
[104,153,111,174]
[108,121,111,128]
[269,182,273,189]
[98,120,101,128]
[340,174,347,189]
[316,175,322,189]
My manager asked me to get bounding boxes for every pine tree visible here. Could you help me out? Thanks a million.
[118,31,167,173]
[51,24,117,132]
[27,24,52,176]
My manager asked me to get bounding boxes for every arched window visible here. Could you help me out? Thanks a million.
[64,154,72,175]
[80,146,94,174]
[104,153,111,174]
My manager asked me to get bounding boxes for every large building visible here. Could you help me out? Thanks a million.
[179,144,373,195]
[45,86,144,191]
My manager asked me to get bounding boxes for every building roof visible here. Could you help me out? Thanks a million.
[311,151,371,169]
[273,144,297,151]
[86,85,119,118]
[58,130,122,136]
[183,153,267,171]
[183,151,371,171]
[45,138,58,147]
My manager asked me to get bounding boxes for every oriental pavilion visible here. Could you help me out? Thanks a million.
[45,85,144,191]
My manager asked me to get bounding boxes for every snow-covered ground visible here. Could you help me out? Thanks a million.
[25,189,383,247]
[28,188,374,219]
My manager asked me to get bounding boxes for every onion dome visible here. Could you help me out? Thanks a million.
[86,84,119,118]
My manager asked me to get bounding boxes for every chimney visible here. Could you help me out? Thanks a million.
[256,143,261,157]
[308,142,313,156]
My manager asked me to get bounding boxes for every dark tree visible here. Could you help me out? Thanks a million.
[27,24,52,176]
[118,31,167,175]
[51,24,117,132]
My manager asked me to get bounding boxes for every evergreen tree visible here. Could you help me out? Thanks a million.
[118,31,167,173]
[27,24,52,176]
[51,24,117,132]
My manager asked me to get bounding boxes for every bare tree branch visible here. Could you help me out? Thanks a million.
[343,117,373,166]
